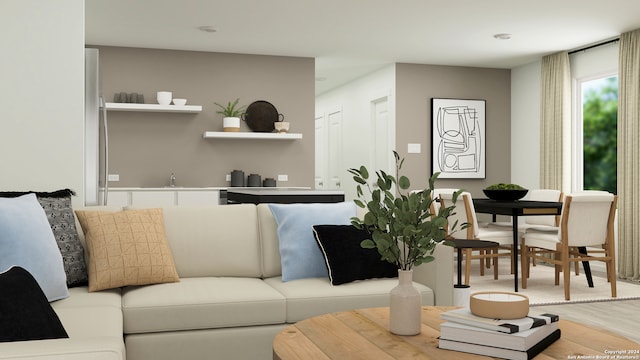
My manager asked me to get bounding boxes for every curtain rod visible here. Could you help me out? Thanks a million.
[568,37,620,55]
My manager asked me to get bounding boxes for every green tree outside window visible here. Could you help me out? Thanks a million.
[582,76,617,194]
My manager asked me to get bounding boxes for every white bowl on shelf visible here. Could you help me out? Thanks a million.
[157,91,172,105]
[172,98,187,106]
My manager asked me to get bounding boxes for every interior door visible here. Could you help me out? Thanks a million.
[371,96,392,187]
[327,110,343,189]
[315,108,343,190]
[314,114,327,189]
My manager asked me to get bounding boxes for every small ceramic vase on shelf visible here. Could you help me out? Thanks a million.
[389,269,422,335]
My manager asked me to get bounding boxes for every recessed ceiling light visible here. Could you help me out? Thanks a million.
[493,33,512,40]
[198,26,218,33]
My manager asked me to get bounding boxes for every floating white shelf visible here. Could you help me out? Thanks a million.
[105,102,202,113]
[203,131,303,140]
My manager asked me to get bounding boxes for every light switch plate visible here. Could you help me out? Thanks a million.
[277,174,288,182]
[407,143,421,153]
[107,174,120,181]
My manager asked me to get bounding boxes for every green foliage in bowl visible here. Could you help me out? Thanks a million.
[485,183,526,190]
[483,183,528,201]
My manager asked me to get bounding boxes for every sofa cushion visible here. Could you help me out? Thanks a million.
[0,194,69,301]
[159,205,262,278]
[52,286,122,310]
[125,325,285,360]
[312,225,398,285]
[268,202,357,281]
[75,208,179,292]
[257,204,283,278]
[0,189,88,287]
[264,276,434,323]
[121,277,286,334]
[0,266,68,342]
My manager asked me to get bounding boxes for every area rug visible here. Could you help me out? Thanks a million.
[456,258,640,306]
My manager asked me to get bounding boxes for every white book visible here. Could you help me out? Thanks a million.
[440,307,559,334]
[439,329,561,360]
[440,321,559,351]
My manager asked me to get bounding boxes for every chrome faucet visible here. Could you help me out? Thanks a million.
[169,173,176,187]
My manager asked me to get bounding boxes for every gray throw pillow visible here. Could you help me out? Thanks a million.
[0,190,87,287]
[37,195,88,287]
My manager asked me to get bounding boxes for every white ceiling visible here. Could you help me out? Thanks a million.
[85,0,640,94]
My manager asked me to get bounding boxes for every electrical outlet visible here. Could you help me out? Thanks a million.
[277,174,288,182]
[107,174,120,182]
[226,174,231,181]
[407,143,421,154]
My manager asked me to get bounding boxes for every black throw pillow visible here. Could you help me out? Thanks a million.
[312,225,398,285]
[0,266,68,342]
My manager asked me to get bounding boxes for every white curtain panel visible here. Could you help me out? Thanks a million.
[617,28,640,281]
[539,52,571,191]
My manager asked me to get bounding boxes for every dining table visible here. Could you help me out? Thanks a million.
[472,198,563,292]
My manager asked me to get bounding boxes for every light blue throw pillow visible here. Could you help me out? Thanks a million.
[0,194,68,301]
[268,202,357,282]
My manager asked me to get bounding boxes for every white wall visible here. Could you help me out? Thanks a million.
[0,0,85,206]
[511,42,619,191]
[315,65,396,200]
[511,61,542,189]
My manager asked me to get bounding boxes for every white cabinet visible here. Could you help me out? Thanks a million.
[100,190,130,207]
[131,191,176,207]
[176,190,220,205]
[100,188,221,207]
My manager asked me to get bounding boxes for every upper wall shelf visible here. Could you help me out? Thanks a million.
[105,102,202,113]
[203,131,303,140]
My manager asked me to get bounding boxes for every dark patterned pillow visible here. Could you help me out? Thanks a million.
[0,189,87,287]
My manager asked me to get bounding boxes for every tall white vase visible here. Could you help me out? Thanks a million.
[389,269,422,335]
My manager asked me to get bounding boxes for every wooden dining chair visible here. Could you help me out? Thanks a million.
[521,192,617,300]
[439,190,519,285]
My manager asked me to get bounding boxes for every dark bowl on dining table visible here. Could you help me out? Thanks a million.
[483,189,528,201]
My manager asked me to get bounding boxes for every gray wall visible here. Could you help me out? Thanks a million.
[395,63,512,197]
[92,46,315,188]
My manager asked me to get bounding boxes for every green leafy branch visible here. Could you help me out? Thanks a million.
[348,151,465,270]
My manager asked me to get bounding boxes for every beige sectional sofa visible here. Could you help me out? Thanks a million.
[0,203,454,360]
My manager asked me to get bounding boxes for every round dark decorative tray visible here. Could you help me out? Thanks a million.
[242,100,283,132]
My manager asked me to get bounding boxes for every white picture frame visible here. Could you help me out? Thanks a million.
[431,98,486,179]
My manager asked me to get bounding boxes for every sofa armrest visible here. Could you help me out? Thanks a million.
[412,243,453,306]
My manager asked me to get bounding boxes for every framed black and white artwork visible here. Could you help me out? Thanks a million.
[431,98,486,179]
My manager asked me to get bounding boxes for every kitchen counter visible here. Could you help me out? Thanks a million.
[98,187,314,207]
[226,188,345,204]
[103,187,311,191]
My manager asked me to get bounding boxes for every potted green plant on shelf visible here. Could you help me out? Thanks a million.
[348,151,464,336]
[214,98,246,132]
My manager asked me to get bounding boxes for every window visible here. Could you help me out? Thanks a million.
[575,75,618,194]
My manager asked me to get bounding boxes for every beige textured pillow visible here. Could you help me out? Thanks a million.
[75,208,179,292]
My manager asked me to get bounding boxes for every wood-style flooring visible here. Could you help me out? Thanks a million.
[533,299,640,344]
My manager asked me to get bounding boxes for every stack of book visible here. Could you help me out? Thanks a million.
[438,307,561,360]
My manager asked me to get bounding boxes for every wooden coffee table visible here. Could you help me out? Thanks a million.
[273,307,639,359]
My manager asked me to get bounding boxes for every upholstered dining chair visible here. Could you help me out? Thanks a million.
[439,190,520,285]
[487,189,565,270]
[521,191,617,300]
[488,189,564,231]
